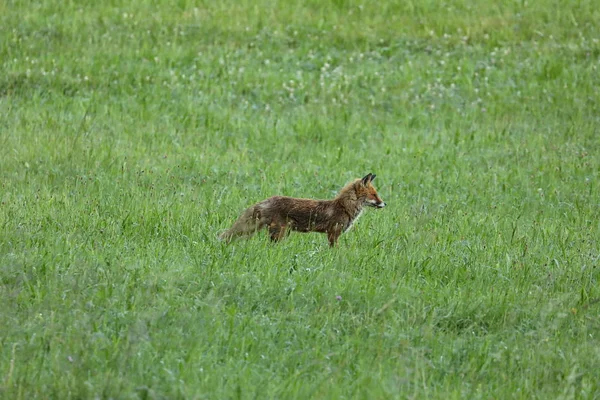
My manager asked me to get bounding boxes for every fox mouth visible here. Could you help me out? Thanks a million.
[366,201,386,208]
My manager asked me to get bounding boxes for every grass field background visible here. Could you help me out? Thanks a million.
[1,0,600,398]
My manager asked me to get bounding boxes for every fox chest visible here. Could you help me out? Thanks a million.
[343,210,364,232]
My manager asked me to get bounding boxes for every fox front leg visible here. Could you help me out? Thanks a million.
[327,227,342,247]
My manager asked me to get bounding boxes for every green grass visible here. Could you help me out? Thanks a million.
[1,0,600,398]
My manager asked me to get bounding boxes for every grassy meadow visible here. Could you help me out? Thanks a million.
[1,0,600,398]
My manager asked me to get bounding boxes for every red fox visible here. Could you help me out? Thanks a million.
[220,173,386,246]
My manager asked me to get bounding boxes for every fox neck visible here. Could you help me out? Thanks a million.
[333,182,365,221]
[335,197,363,218]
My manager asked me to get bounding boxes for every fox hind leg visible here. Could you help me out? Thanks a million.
[269,222,288,242]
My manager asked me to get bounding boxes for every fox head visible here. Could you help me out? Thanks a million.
[358,173,386,209]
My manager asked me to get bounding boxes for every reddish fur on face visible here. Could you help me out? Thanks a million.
[220,173,386,247]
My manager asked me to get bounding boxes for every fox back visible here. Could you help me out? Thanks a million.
[220,173,386,246]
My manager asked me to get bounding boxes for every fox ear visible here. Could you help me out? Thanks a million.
[361,173,373,186]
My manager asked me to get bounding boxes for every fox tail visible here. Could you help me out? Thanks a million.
[219,206,262,243]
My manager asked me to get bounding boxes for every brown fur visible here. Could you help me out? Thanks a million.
[220,173,386,247]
